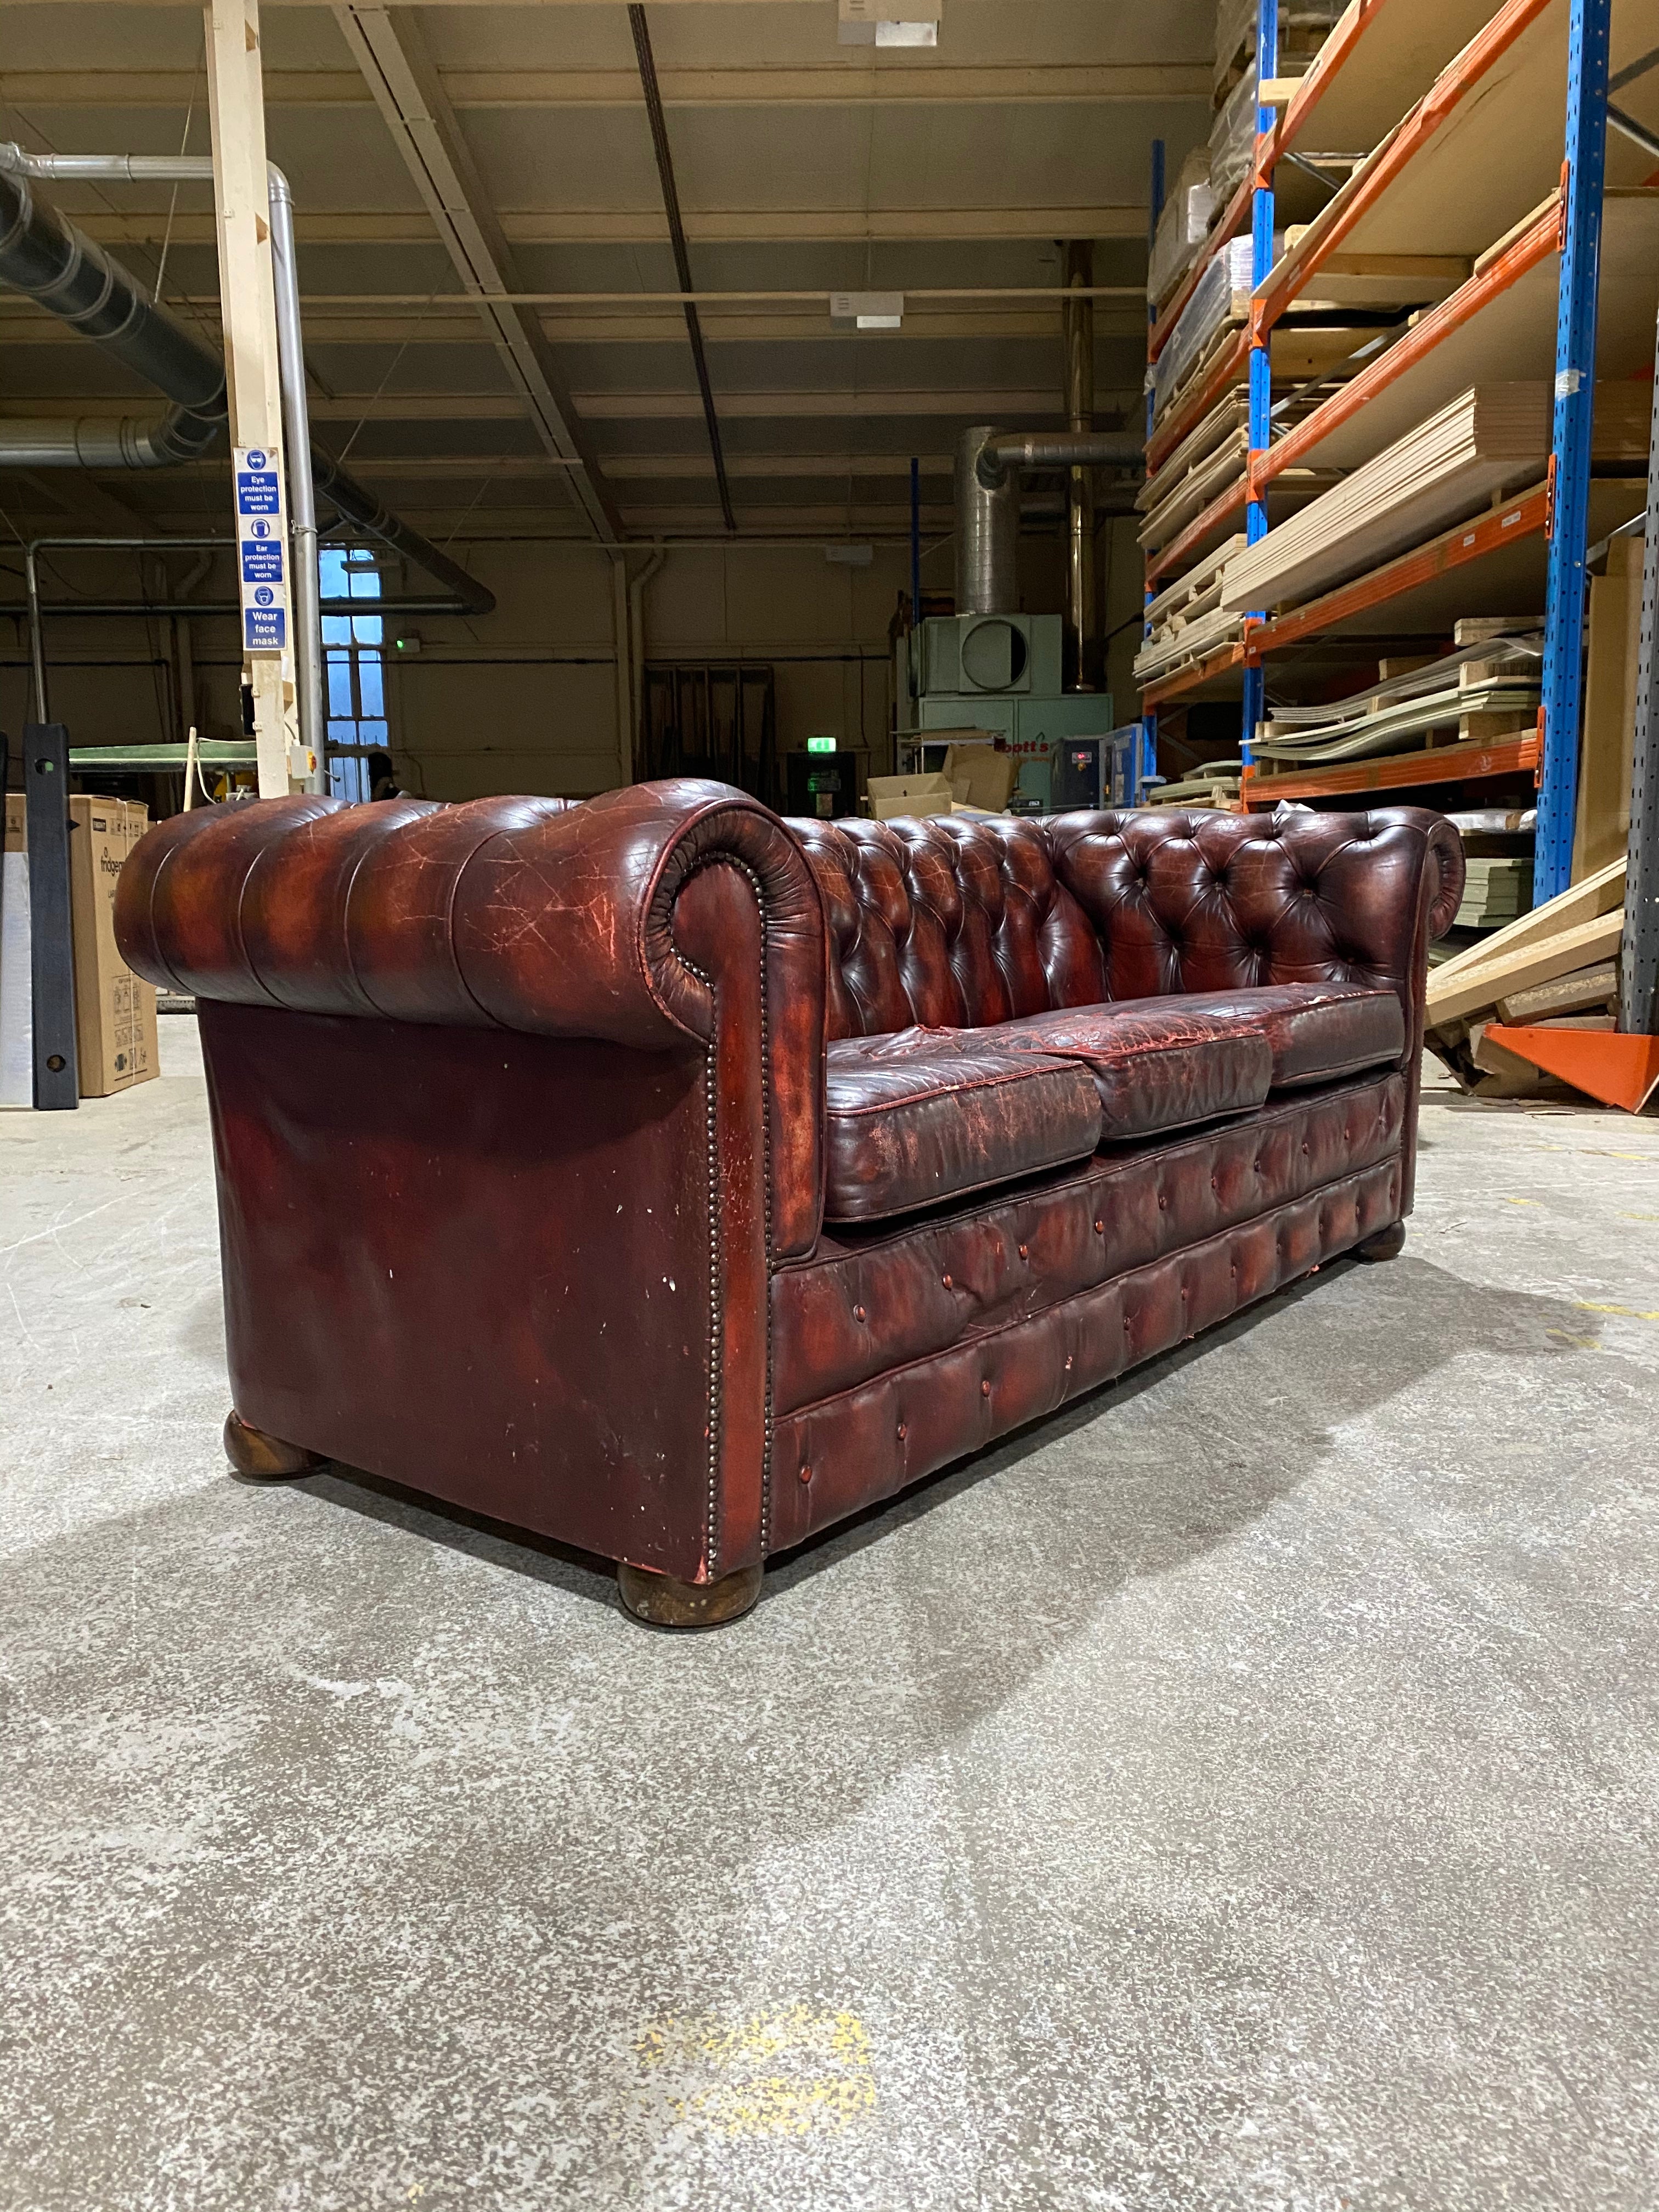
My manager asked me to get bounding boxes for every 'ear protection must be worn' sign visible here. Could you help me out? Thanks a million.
[235,447,288,652]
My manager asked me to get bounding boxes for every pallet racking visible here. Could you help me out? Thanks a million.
[1139,0,1659,902]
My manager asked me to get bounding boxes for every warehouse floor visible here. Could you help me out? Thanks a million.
[3,1019,1657,2212]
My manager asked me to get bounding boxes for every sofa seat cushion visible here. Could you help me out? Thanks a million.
[1154,983,1406,1087]
[823,1031,1102,1224]
[956,1004,1273,1141]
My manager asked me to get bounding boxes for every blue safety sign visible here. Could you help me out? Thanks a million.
[234,446,288,654]
[236,470,280,515]
[241,541,285,584]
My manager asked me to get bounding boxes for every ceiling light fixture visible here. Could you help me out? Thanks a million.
[831,291,904,330]
[838,0,940,47]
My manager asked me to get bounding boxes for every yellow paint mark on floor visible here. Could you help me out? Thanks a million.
[1576,1300,1659,1322]
[1502,1197,1541,1207]
[1548,1329,1605,1351]
[635,2006,876,2140]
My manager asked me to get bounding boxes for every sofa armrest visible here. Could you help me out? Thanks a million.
[115,780,829,1256]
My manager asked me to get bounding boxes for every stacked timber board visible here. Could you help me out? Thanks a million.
[1220,382,1652,616]
[1424,860,1627,1098]
[1220,385,1551,614]
[1136,386,1337,689]
[1454,856,1533,929]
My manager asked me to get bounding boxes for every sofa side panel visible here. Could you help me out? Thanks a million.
[772,1071,1404,1417]
[770,1157,1401,1552]
[200,1001,726,1582]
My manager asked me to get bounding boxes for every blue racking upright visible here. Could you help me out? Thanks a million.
[1139,0,1627,885]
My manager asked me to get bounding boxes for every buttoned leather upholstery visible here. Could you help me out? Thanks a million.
[116,782,1462,1595]
[823,1032,1102,1223]
[788,808,1463,1042]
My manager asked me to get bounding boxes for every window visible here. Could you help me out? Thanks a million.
[321,546,389,802]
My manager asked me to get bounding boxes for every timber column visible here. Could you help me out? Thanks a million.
[205,0,300,797]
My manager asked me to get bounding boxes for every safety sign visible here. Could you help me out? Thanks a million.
[235,447,288,652]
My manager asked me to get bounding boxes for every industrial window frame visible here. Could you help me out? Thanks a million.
[321,545,390,802]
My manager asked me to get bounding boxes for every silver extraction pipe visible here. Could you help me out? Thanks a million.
[267,167,322,774]
[0,144,496,767]
[1062,240,1096,689]
[954,422,1143,618]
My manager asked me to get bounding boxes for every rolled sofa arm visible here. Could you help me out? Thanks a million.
[115,780,830,1254]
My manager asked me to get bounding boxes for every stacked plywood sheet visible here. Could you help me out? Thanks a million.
[1147,762,1245,809]
[1220,385,1551,614]
[1424,860,1626,1097]
[1251,629,1543,764]
[1134,536,1248,689]
[1454,856,1533,929]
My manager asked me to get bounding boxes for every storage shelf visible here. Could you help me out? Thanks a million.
[1260,0,1659,328]
[1141,640,1249,708]
[1147,172,1255,369]
[1146,478,1250,586]
[1261,197,1556,485]
[1240,729,1539,804]
[1141,0,1649,868]
[1149,330,1251,474]
[1259,0,1559,329]
[1276,0,1512,168]
[1251,477,1644,656]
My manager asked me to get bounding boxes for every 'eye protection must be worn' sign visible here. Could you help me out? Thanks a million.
[235,447,289,652]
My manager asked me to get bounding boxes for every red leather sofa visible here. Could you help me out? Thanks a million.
[115,782,1463,1627]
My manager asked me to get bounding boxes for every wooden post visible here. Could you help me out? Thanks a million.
[205,0,296,799]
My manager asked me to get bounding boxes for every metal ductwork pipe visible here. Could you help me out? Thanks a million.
[0,153,495,662]
[1063,240,1095,689]
[954,423,1144,619]
[0,412,222,469]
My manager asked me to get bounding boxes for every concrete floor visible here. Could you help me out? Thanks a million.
[3,1019,1658,2212]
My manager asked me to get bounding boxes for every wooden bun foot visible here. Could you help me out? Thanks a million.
[1355,1221,1407,1263]
[223,1410,325,1481]
[617,1561,763,1629]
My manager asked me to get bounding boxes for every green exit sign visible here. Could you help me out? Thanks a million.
[806,736,837,754]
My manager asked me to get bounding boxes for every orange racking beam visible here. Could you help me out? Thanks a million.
[1144,478,1251,586]
[1240,729,1539,805]
[1254,0,1556,334]
[1142,639,1250,707]
[1250,482,1547,655]
[1255,195,1560,492]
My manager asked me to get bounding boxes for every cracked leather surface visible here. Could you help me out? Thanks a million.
[945,1001,1274,1140]
[823,1034,1102,1223]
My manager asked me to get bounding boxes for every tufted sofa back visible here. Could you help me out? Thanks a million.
[786,806,1463,1042]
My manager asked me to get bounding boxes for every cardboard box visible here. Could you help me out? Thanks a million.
[68,795,159,1097]
[943,743,1017,812]
[865,772,955,822]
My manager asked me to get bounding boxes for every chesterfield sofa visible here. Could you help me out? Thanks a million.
[115,782,1463,1627]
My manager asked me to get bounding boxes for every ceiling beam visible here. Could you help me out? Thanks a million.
[331,2,623,542]
[1,64,1212,108]
[627,3,733,531]
[5,388,1139,424]
[2,306,1144,345]
[59,205,1154,247]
